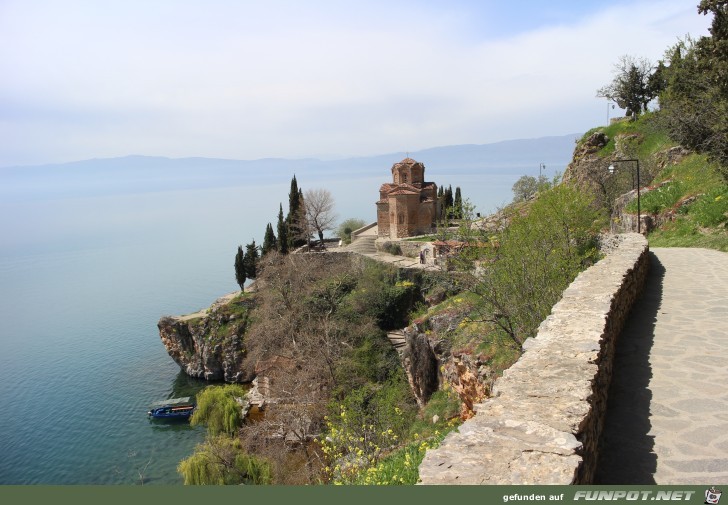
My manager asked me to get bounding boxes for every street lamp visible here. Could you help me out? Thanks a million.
[539,162,546,179]
[608,158,641,234]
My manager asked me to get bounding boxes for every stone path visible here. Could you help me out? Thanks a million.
[596,247,728,484]
[177,291,240,321]
[345,234,441,271]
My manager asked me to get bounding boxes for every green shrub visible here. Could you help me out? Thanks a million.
[626,180,685,214]
[471,184,605,345]
[341,268,421,330]
[690,187,728,227]
[383,242,403,255]
[319,377,418,484]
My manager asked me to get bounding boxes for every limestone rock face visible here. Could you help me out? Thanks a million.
[157,294,254,382]
[401,327,439,407]
[400,314,493,417]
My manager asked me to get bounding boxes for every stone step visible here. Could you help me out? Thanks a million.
[346,235,377,255]
[387,331,406,350]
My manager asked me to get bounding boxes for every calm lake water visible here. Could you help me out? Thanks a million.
[0,158,526,484]
[0,181,301,484]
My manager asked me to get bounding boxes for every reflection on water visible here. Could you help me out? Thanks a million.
[169,370,210,399]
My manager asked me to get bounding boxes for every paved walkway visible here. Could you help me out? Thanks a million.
[596,247,728,484]
[344,233,441,271]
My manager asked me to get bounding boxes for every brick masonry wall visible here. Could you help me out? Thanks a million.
[418,233,650,484]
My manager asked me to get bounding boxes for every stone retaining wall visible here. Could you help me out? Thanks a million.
[418,233,650,484]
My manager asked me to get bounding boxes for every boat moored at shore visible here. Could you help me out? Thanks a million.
[147,397,196,420]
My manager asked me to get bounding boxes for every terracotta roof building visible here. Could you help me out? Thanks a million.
[377,157,439,238]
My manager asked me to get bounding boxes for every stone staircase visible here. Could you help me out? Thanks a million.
[386,330,406,353]
[346,234,377,255]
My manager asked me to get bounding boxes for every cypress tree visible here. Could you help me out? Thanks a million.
[277,203,288,255]
[287,175,301,251]
[243,240,259,280]
[445,185,454,209]
[437,185,445,219]
[454,186,463,219]
[234,245,246,290]
[261,223,277,256]
[444,185,454,218]
[297,188,307,247]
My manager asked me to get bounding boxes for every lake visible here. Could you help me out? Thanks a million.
[0,149,560,483]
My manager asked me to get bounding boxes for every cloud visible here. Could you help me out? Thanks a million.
[0,0,712,166]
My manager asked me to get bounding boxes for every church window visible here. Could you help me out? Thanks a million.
[398,213,405,225]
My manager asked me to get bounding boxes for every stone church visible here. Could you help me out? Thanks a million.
[377,157,439,238]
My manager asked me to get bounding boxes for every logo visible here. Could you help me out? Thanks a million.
[706,487,722,505]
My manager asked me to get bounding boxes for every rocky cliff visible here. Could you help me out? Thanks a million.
[400,307,498,419]
[157,292,254,382]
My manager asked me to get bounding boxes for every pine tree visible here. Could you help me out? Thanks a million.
[277,203,288,255]
[234,245,246,290]
[243,240,259,280]
[262,223,277,256]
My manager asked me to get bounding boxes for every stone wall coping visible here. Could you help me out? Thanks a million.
[418,233,649,484]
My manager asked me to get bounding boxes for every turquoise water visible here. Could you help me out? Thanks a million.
[0,184,296,484]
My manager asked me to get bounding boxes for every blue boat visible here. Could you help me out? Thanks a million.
[147,397,196,420]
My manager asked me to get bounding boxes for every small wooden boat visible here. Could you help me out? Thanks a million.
[147,397,196,420]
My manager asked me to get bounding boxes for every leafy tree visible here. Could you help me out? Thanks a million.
[467,184,605,346]
[276,203,289,255]
[655,5,728,176]
[191,384,249,436]
[511,175,549,202]
[243,240,259,280]
[178,435,272,485]
[597,55,656,120]
[262,223,277,256]
[234,245,246,290]
[304,188,337,245]
[337,218,367,245]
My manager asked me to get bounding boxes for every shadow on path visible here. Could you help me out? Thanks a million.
[594,252,665,484]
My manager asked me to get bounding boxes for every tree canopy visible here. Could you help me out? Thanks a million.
[597,55,656,120]
[191,384,249,436]
[178,435,272,485]
[337,218,367,245]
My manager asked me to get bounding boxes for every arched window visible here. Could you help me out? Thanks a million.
[398,213,405,225]
[402,173,408,183]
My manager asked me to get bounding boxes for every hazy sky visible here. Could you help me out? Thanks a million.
[0,0,712,167]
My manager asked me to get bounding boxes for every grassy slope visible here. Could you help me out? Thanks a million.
[583,115,728,252]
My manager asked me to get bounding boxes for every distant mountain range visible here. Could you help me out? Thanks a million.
[0,134,581,208]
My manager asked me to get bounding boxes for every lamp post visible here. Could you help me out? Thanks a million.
[539,162,546,179]
[608,158,641,234]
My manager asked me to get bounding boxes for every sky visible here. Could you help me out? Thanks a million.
[0,0,712,167]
